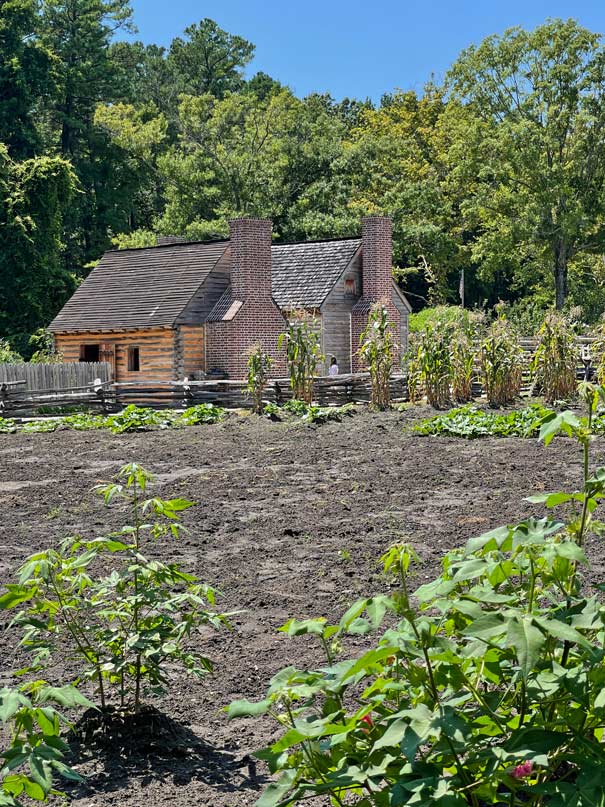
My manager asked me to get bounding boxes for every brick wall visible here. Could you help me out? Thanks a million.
[206,218,286,379]
[351,216,402,373]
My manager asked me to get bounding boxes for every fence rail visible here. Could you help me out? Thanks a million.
[0,373,409,416]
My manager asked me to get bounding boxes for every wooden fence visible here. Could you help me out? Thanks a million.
[0,362,111,390]
[0,373,409,416]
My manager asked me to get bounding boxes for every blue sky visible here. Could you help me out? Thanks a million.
[129,0,605,101]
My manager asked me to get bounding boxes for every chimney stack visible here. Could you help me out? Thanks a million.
[361,216,393,302]
[230,217,273,303]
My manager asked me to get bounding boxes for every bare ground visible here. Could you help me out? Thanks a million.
[0,408,600,806]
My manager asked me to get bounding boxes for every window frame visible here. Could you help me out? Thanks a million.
[127,346,141,372]
[79,343,100,362]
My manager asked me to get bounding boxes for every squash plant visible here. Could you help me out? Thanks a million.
[231,384,605,807]
[1,464,230,714]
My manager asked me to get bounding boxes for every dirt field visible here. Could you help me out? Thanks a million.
[0,408,599,806]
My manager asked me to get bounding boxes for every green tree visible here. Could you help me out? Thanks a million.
[0,0,55,158]
[0,146,77,353]
[448,18,605,309]
[166,18,254,99]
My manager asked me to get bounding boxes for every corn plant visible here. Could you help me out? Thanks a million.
[359,304,396,410]
[1,464,230,715]
[480,316,523,406]
[246,343,274,414]
[0,682,91,805]
[451,324,477,403]
[278,312,324,404]
[231,386,605,807]
[407,321,454,408]
[531,312,578,403]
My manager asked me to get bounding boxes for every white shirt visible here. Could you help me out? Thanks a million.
[329,364,339,376]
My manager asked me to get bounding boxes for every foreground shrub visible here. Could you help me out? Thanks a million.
[1,464,229,715]
[279,312,324,403]
[416,404,552,438]
[531,312,578,403]
[232,386,605,807]
[480,316,524,406]
[0,682,91,805]
[359,304,396,410]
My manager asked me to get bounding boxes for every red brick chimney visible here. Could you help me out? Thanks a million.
[351,215,401,372]
[205,217,287,379]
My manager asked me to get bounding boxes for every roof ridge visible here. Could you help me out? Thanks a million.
[106,235,362,254]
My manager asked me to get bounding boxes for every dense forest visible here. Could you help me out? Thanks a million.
[3,2,605,355]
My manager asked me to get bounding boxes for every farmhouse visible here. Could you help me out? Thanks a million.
[49,216,411,383]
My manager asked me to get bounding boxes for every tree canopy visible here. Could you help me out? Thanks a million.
[3,12,605,354]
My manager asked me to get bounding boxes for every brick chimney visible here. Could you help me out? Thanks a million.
[205,217,287,379]
[351,215,402,372]
[361,216,393,301]
[230,217,273,302]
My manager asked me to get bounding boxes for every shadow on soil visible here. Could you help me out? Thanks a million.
[64,706,265,797]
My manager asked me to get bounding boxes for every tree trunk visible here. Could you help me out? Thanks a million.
[554,240,568,310]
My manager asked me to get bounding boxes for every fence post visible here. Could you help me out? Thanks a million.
[0,383,8,416]
[275,381,282,406]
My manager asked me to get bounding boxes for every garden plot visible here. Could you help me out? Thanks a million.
[0,410,590,807]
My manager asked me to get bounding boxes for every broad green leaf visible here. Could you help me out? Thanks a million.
[506,616,546,679]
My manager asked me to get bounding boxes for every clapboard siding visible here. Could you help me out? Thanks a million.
[54,329,177,383]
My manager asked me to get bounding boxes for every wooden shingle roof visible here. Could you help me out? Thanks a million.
[49,237,363,332]
[49,241,229,332]
[271,239,361,309]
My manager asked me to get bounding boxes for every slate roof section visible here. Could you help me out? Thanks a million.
[49,241,229,332]
[271,239,361,309]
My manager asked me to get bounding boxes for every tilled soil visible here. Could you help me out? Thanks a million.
[0,408,599,806]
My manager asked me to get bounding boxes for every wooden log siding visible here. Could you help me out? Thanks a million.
[176,325,205,379]
[54,329,178,383]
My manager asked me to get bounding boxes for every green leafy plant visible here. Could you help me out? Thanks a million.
[480,315,524,406]
[176,403,225,425]
[416,404,553,439]
[232,383,605,807]
[0,417,17,433]
[359,304,396,410]
[247,344,274,415]
[278,312,324,404]
[531,312,578,403]
[1,682,92,806]
[451,315,481,403]
[28,330,63,365]
[1,464,230,715]
[105,405,175,433]
[0,340,22,364]
[406,321,454,408]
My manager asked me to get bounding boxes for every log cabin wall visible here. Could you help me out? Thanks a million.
[54,328,177,383]
[175,325,205,379]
